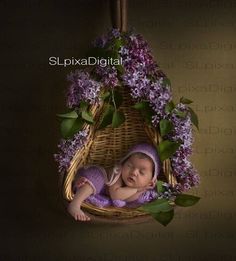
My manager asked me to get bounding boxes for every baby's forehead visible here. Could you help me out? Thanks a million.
[126,153,153,165]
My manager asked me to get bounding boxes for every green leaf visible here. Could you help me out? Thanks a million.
[113,38,123,51]
[138,198,172,213]
[112,90,123,108]
[57,110,78,119]
[109,50,119,59]
[163,78,171,88]
[112,110,125,128]
[157,180,165,193]
[133,101,149,110]
[107,37,125,51]
[81,111,94,124]
[70,118,84,135]
[133,101,154,125]
[115,64,124,74]
[188,107,199,130]
[175,109,188,118]
[60,117,84,139]
[180,96,193,104]
[159,119,173,137]
[165,101,175,114]
[80,101,88,111]
[100,91,111,101]
[151,209,174,226]
[175,194,200,207]
[98,105,114,129]
[157,140,181,161]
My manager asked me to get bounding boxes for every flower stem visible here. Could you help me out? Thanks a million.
[111,89,117,110]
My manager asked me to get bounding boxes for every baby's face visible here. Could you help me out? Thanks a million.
[121,154,153,188]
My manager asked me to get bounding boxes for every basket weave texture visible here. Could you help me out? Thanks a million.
[62,86,177,219]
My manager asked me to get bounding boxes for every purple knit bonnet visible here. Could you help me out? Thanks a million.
[119,143,161,183]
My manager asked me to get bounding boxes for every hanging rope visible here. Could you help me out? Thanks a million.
[110,0,127,32]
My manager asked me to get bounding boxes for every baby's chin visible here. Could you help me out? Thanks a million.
[123,181,135,187]
[124,181,144,189]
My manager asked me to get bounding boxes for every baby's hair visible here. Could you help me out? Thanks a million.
[123,152,155,177]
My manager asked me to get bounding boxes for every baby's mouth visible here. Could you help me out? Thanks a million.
[127,177,135,182]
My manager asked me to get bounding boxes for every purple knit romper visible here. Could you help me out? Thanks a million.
[73,165,108,195]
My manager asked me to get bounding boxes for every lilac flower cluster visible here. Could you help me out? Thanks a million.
[93,28,121,48]
[93,30,168,98]
[54,130,88,174]
[95,65,118,88]
[92,29,121,88]
[119,34,172,124]
[166,103,200,192]
[66,70,101,108]
[148,78,172,126]
[156,183,178,200]
[120,34,162,99]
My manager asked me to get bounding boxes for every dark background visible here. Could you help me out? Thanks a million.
[1,0,236,260]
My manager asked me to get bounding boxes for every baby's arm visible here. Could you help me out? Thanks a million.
[109,176,138,200]
[125,191,144,202]
[125,184,155,202]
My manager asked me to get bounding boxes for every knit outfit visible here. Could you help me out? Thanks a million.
[73,143,161,207]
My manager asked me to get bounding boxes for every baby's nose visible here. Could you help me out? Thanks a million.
[131,168,139,176]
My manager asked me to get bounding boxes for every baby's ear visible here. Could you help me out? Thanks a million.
[149,179,156,189]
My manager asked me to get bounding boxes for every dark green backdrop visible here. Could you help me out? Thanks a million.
[1,0,236,260]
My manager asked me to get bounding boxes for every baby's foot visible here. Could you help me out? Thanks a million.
[74,208,91,221]
[67,204,91,221]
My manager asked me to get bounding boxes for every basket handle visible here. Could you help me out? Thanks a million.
[110,0,128,32]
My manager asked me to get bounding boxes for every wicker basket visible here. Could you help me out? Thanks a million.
[61,85,177,221]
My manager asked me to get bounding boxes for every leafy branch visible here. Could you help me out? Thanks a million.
[98,88,125,129]
[57,101,94,139]
[138,192,200,226]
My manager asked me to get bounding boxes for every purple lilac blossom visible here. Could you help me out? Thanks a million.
[66,70,101,108]
[156,183,178,200]
[165,103,200,192]
[54,130,88,174]
[92,29,121,88]
[92,35,107,48]
[147,78,172,125]
[120,33,166,99]
[108,28,121,39]
[95,65,119,88]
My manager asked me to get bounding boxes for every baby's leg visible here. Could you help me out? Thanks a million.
[68,165,106,221]
[67,183,93,221]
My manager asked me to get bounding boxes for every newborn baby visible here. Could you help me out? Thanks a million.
[68,143,161,221]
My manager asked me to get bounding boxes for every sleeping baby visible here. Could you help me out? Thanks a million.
[67,143,161,221]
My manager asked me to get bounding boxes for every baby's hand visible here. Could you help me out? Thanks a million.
[137,184,155,192]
